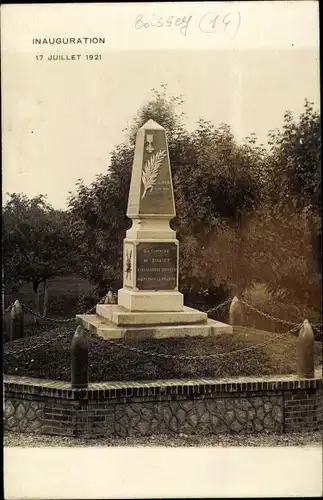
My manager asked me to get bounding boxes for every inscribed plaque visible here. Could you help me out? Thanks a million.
[136,242,178,290]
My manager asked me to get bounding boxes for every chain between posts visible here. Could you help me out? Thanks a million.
[239,298,321,329]
[3,301,98,323]
[3,327,73,356]
[3,320,304,360]
[97,322,302,361]
[239,299,300,326]
[2,297,107,356]
[205,298,231,315]
[19,303,76,323]
[3,301,99,357]
[3,296,321,329]
[3,295,320,359]
[2,298,231,358]
[3,303,15,314]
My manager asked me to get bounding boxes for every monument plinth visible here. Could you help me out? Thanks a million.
[118,119,183,312]
[77,120,232,339]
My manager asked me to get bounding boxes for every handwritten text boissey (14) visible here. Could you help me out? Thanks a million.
[134,12,241,38]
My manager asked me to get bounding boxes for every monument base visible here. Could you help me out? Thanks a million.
[96,304,207,326]
[76,304,233,340]
[118,288,184,312]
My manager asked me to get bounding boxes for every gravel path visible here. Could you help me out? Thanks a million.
[4,430,322,448]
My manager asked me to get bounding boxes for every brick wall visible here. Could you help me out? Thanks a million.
[284,388,323,432]
[4,373,322,438]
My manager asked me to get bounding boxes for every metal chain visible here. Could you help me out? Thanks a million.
[240,298,304,326]
[205,298,231,315]
[5,297,227,320]
[3,328,73,356]
[3,299,100,356]
[3,295,101,320]
[18,300,99,323]
[3,319,308,361]
[5,295,321,331]
[203,297,320,329]
[193,296,320,329]
[84,304,97,314]
[20,303,75,323]
[3,302,15,314]
[99,323,302,361]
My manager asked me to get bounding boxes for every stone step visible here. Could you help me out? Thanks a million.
[76,313,233,340]
[96,304,208,326]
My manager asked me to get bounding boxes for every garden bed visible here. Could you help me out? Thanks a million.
[3,324,322,382]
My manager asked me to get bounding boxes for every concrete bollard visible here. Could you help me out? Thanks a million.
[104,290,116,304]
[10,300,24,340]
[71,324,89,389]
[229,296,244,326]
[297,319,315,378]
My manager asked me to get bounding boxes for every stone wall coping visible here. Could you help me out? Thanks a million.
[4,369,322,400]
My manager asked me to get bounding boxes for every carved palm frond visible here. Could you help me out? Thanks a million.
[141,150,166,199]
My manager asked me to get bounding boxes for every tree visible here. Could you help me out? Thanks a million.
[126,83,187,146]
[172,120,269,301]
[3,193,77,317]
[68,85,190,297]
[268,99,321,212]
[268,99,321,279]
[245,100,321,313]
[68,86,265,307]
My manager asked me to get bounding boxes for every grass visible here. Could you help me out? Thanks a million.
[3,323,322,383]
[3,277,321,382]
[4,274,95,311]
[243,283,321,340]
[3,275,95,331]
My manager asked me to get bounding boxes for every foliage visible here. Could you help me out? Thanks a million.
[244,209,321,312]
[246,100,321,311]
[267,99,321,212]
[67,148,132,295]
[61,90,322,318]
[4,83,321,328]
[67,85,190,295]
[3,193,77,299]
[125,83,187,145]
[68,86,265,302]
[173,120,269,297]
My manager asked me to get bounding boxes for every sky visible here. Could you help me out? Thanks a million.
[2,48,320,209]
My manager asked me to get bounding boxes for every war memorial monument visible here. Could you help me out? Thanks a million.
[77,120,232,339]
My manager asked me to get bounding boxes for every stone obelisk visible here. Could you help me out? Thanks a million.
[118,119,183,312]
[77,120,232,339]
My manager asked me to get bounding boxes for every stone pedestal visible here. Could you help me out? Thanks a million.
[118,236,183,312]
[77,119,232,339]
[118,288,184,312]
[77,306,232,340]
